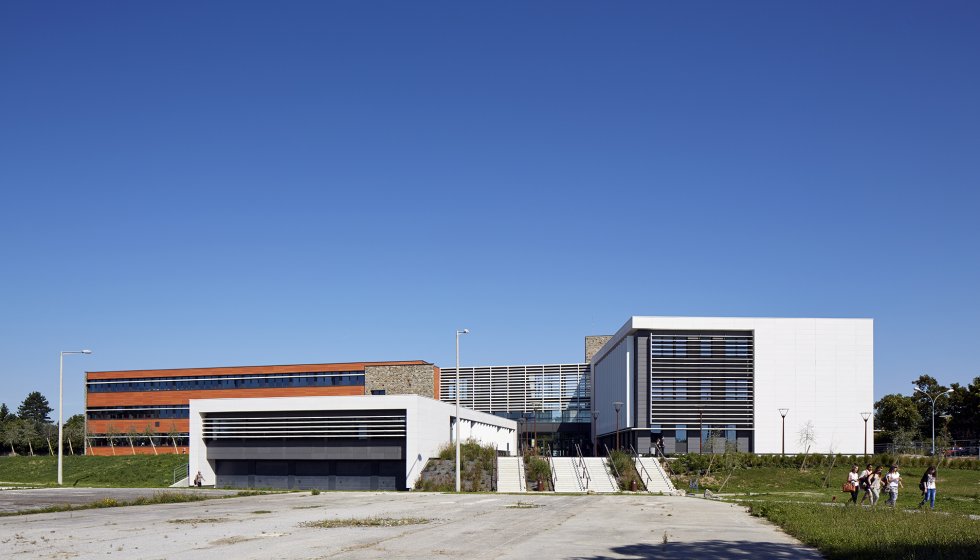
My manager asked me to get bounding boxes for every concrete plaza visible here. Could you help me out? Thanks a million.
[0,490,821,559]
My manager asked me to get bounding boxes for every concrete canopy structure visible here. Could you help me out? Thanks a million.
[188,394,517,490]
[591,316,874,455]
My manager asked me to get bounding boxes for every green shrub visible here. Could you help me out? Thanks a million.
[525,456,551,491]
[608,450,641,490]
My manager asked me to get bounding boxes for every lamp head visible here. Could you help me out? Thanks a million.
[81,350,92,354]
[861,411,871,421]
[613,401,623,412]
[778,408,789,417]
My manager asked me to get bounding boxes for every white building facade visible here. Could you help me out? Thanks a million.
[188,395,517,490]
[591,316,874,455]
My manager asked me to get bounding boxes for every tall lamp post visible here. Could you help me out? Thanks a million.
[613,401,623,451]
[455,329,469,493]
[59,349,92,486]
[778,408,789,456]
[592,410,599,457]
[913,384,952,456]
[860,412,872,457]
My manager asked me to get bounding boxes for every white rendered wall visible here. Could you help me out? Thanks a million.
[188,395,517,489]
[591,316,874,455]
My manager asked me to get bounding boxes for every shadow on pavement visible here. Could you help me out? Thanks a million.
[572,540,821,559]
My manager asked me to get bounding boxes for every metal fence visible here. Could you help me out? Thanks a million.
[873,439,979,458]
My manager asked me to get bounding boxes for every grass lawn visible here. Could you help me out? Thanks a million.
[678,466,980,515]
[744,501,980,560]
[671,464,980,559]
[0,455,189,487]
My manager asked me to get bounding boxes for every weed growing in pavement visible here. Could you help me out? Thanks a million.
[300,517,430,528]
[506,501,540,509]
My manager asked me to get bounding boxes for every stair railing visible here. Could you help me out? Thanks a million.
[517,454,527,492]
[545,444,557,492]
[173,462,189,485]
[628,444,652,491]
[650,442,677,490]
[603,444,622,490]
[573,443,590,491]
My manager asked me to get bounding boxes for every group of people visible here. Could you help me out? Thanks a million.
[844,463,939,509]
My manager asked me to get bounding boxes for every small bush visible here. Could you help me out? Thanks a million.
[525,456,551,491]
[310,488,320,495]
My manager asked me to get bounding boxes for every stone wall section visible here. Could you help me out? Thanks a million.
[584,335,613,363]
[364,364,436,398]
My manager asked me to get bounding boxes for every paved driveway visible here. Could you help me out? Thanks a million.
[0,491,822,559]
[0,487,238,514]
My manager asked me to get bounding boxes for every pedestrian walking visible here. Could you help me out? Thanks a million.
[885,465,902,507]
[845,465,860,505]
[918,466,938,509]
[868,466,883,507]
[858,463,873,506]
[194,470,203,487]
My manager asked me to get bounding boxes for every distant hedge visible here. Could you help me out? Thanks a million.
[669,452,980,473]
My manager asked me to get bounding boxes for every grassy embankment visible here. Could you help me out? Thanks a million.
[671,463,980,560]
[0,455,189,487]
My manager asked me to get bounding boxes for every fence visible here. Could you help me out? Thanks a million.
[873,439,979,458]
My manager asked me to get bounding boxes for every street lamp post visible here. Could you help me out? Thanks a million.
[860,412,872,457]
[455,329,469,493]
[59,350,92,486]
[778,408,789,456]
[613,402,623,451]
[913,384,952,456]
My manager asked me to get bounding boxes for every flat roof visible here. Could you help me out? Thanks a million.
[87,360,431,380]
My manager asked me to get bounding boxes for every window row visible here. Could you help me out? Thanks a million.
[87,372,365,392]
[87,406,190,420]
[651,379,751,401]
[651,337,751,358]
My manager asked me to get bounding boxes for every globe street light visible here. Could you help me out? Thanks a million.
[860,412,872,457]
[913,383,953,456]
[778,408,789,456]
[455,329,469,492]
[59,350,92,486]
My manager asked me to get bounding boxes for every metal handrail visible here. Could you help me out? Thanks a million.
[491,453,497,492]
[517,453,527,492]
[545,444,557,492]
[574,443,590,491]
[628,444,652,491]
[603,444,622,490]
[651,441,676,478]
[173,463,189,485]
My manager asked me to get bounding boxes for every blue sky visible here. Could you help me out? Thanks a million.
[1,2,978,417]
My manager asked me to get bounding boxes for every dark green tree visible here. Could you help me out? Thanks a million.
[946,377,980,441]
[17,391,53,424]
[874,393,922,443]
[0,403,11,422]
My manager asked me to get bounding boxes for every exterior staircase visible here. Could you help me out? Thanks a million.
[496,456,525,493]
[550,457,585,492]
[635,456,677,494]
[583,457,619,493]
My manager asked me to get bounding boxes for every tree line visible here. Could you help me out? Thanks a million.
[874,374,980,450]
[0,391,85,456]
[1,391,186,456]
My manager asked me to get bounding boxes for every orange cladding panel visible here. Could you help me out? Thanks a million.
[86,385,365,407]
[87,361,428,380]
[88,446,187,456]
[87,419,189,435]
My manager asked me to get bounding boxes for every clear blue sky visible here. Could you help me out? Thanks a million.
[2,2,978,417]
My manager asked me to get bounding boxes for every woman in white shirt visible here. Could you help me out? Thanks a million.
[918,466,938,509]
[885,465,903,507]
[846,465,860,505]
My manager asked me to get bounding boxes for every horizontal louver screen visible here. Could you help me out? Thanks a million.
[202,414,406,439]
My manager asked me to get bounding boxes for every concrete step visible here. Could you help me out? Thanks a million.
[636,457,677,494]
[496,456,525,493]
[550,457,585,493]
[583,458,619,493]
